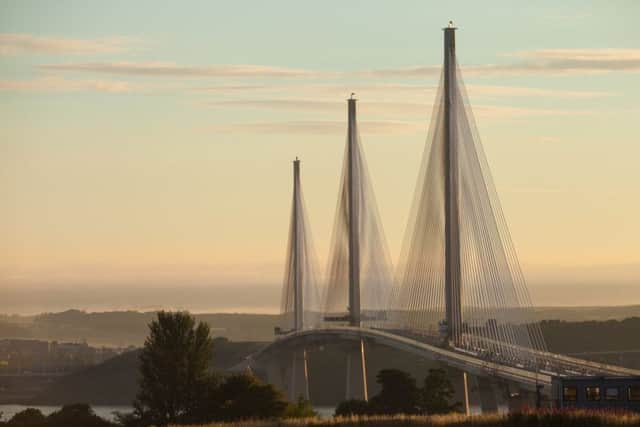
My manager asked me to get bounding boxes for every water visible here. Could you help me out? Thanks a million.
[315,406,334,418]
[0,405,132,422]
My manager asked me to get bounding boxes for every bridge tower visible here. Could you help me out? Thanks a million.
[278,158,321,334]
[443,23,463,346]
[391,22,548,358]
[292,158,303,330]
[347,97,361,327]
[323,95,392,328]
[275,158,320,401]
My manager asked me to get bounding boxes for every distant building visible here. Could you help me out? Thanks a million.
[553,376,640,412]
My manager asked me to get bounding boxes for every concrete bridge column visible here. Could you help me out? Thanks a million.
[264,348,310,402]
[473,376,509,413]
[288,349,310,402]
[345,339,368,401]
[264,357,287,395]
[477,376,499,413]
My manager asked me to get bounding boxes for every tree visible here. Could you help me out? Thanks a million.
[334,368,461,416]
[6,408,46,427]
[218,373,289,420]
[284,396,317,418]
[46,404,115,427]
[421,368,460,414]
[368,369,421,415]
[133,311,214,426]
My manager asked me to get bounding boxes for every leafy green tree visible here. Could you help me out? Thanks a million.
[334,368,460,416]
[218,373,288,420]
[46,404,115,427]
[368,369,421,415]
[133,311,214,426]
[6,408,46,427]
[284,396,317,418]
[421,368,461,414]
[334,399,369,416]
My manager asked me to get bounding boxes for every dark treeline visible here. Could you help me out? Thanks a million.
[336,368,460,416]
[0,404,115,427]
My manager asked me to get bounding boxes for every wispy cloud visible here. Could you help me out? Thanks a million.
[37,49,637,88]
[209,120,424,135]
[465,84,612,98]
[507,48,640,73]
[365,48,640,77]
[192,83,435,98]
[0,77,130,93]
[207,99,429,116]
[206,98,594,120]
[0,33,139,55]
[191,83,616,106]
[474,104,594,118]
[210,99,340,111]
[40,61,317,78]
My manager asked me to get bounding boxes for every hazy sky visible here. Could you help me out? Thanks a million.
[1,1,639,313]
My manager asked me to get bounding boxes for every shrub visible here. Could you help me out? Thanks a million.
[46,404,115,427]
[6,408,46,427]
[335,399,370,416]
[284,396,317,418]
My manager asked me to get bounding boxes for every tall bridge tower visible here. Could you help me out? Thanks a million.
[347,97,361,327]
[390,22,548,357]
[323,95,392,328]
[443,23,463,346]
[278,157,320,333]
[292,158,303,330]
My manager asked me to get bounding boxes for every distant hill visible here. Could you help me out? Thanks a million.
[541,317,640,357]
[29,337,265,405]
[1,306,640,347]
[533,306,640,322]
[30,347,141,405]
[1,310,280,346]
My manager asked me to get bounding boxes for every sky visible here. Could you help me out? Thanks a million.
[1,1,639,314]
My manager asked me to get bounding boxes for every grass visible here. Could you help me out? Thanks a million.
[170,410,640,427]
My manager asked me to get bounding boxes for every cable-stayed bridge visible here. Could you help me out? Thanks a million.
[245,24,640,410]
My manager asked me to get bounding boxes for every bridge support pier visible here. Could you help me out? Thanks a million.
[288,349,310,402]
[470,376,509,414]
[264,348,310,402]
[477,377,499,413]
[463,371,470,416]
[345,339,368,401]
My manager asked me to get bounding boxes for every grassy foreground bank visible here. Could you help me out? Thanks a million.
[171,411,640,427]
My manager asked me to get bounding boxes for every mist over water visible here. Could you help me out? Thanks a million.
[1,283,282,315]
[2,280,639,315]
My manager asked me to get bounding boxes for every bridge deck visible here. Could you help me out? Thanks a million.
[250,326,640,393]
